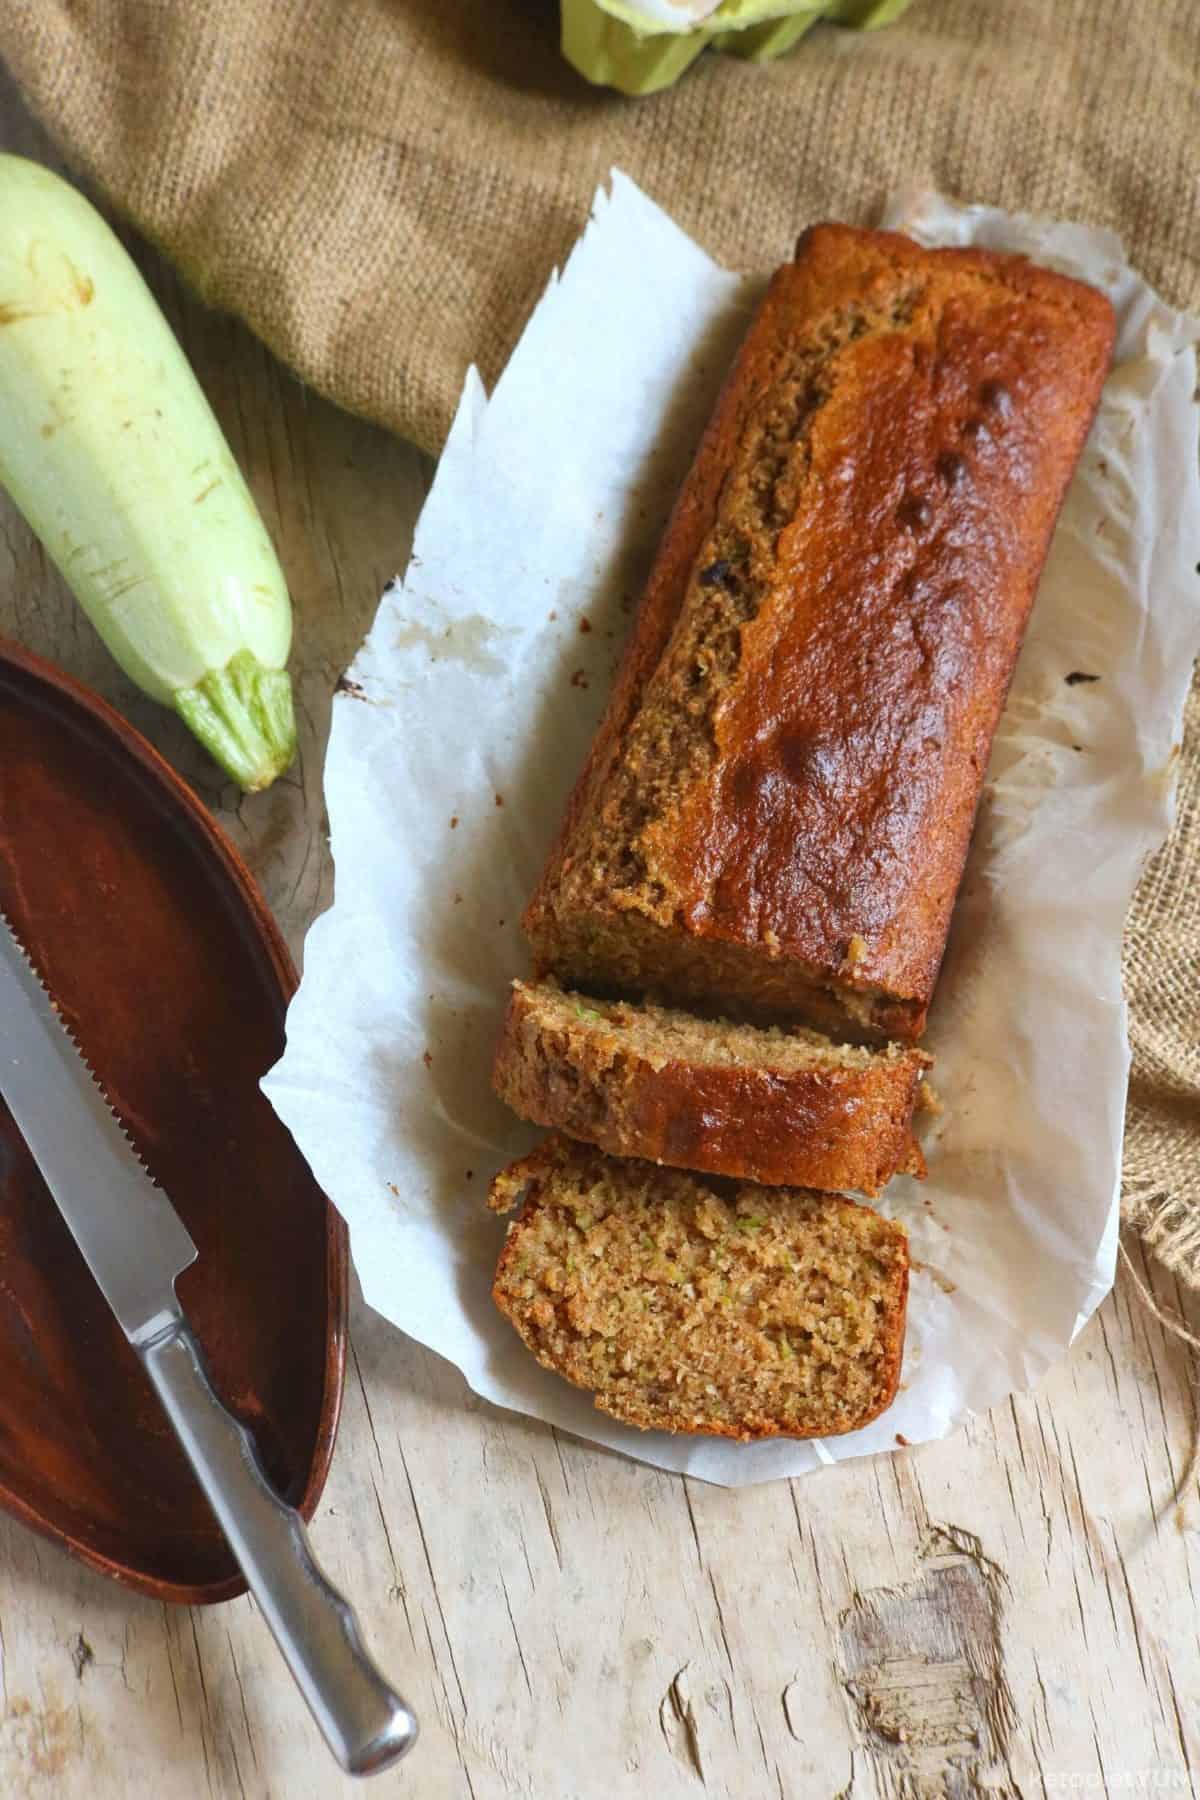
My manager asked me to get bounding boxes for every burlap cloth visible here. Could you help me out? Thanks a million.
[3,1,1198,1284]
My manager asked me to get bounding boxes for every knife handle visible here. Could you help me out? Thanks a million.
[141,1318,418,1776]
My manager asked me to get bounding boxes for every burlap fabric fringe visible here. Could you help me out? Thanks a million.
[1122,679,1200,1290]
[2,0,1199,1282]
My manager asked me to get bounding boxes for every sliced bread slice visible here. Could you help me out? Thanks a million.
[492,979,930,1197]
[489,1135,909,1442]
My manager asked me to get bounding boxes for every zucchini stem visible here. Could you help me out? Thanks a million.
[174,649,297,792]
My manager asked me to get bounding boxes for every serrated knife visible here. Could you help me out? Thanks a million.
[0,912,417,1776]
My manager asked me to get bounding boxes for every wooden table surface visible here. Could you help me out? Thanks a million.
[1,71,1199,1800]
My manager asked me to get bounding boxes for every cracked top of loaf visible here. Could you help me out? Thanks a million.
[523,223,1115,1042]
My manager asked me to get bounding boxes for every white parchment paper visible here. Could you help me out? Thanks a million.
[264,175,1200,1486]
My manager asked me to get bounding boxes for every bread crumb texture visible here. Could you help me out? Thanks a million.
[490,1136,908,1441]
[506,979,923,1074]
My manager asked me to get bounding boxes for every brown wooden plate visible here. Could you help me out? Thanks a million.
[0,640,348,1604]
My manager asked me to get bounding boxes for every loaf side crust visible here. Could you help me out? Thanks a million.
[492,979,930,1196]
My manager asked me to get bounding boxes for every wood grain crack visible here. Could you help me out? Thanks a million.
[533,1464,564,1572]
[659,1664,706,1786]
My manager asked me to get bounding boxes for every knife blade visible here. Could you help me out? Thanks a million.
[0,911,417,1776]
[0,914,197,1344]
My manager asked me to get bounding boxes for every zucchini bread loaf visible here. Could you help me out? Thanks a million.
[490,1134,909,1440]
[493,979,930,1196]
[523,224,1115,1041]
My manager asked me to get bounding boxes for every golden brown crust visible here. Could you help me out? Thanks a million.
[523,224,1116,1041]
[490,1135,909,1442]
[492,980,930,1197]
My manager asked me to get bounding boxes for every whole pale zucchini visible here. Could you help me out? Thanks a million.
[0,155,295,791]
